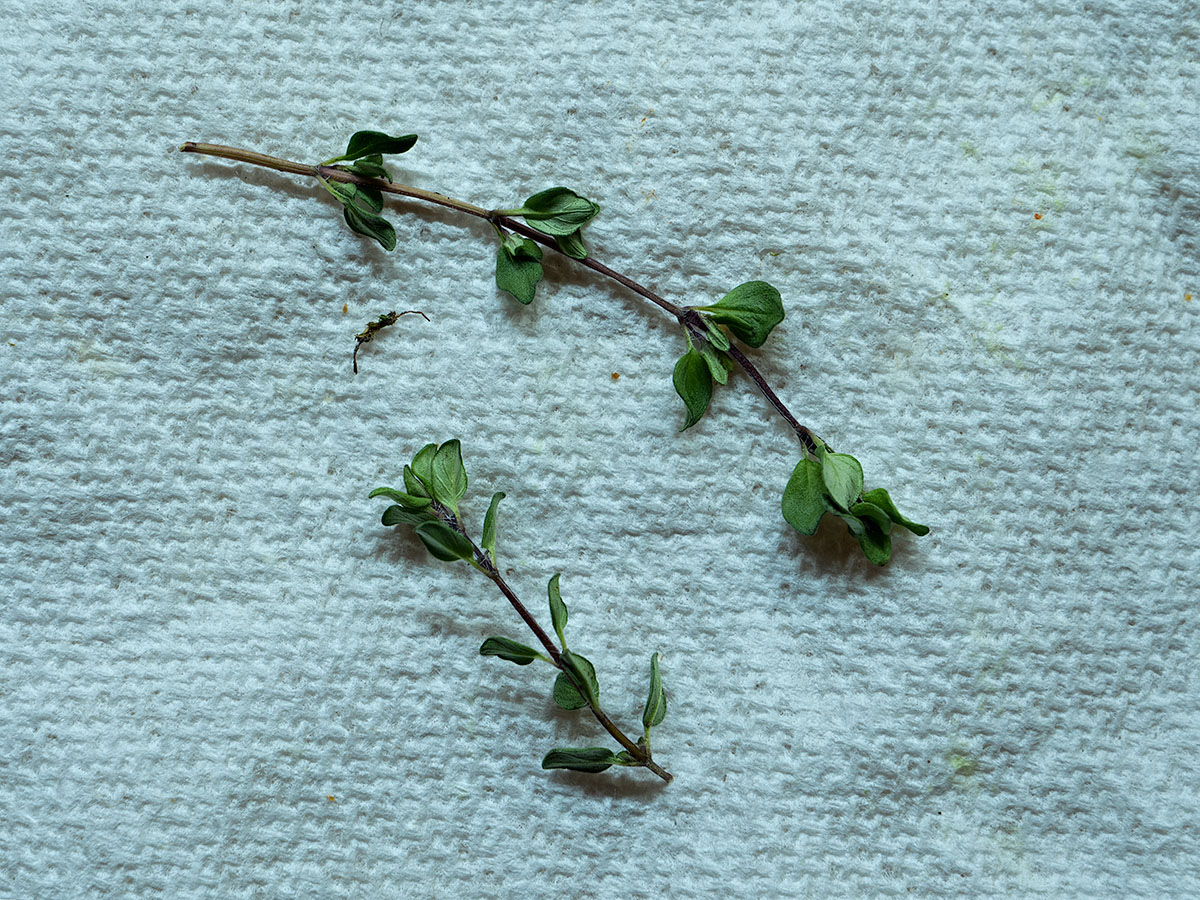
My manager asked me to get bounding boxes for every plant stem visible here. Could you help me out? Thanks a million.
[474,546,672,783]
[180,143,491,218]
[180,141,820,454]
[418,505,672,783]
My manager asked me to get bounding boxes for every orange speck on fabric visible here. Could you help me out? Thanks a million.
[1033,213,1043,220]
[326,796,335,802]
[342,304,348,314]
[1187,294,1193,302]
[611,372,620,380]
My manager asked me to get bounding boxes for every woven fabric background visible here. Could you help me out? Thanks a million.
[2,1,1198,897]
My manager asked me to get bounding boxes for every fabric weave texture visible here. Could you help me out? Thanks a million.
[1,1,1197,897]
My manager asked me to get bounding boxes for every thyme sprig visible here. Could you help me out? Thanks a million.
[371,440,672,782]
[181,133,928,563]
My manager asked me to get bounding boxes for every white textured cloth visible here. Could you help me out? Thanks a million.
[3,1,1198,896]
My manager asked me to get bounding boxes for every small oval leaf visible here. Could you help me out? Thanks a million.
[403,464,431,499]
[495,242,544,305]
[515,187,600,236]
[560,650,599,705]
[541,747,620,774]
[552,672,588,709]
[672,347,713,431]
[413,520,474,562]
[554,229,588,259]
[431,440,468,511]
[481,491,505,558]
[479,636,542,665]
[381,504,430,527]
[849,500,893,534]
[781,457,828,535]
[695,281,785,347]
[547,573,568,647]
[855,517,893,566]
[344,131,418,159]
[642,652,667,729]
[820,452,864,511]
[409,443,438,491]
[699,344,729,385]
[369,486,433,509]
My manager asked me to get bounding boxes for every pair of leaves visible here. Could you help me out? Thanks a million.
[325,181,396,251]
[323,130,418,251]
[692,281,785,348]
[781,446,928,565]
[493,187,599,304]
[672,281,785,430]
[540,576,601,709]
[478,573,564,669]
[373,490,473,562]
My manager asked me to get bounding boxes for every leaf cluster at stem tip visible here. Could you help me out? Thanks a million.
[781,441,929,565]
[369,439,478,564]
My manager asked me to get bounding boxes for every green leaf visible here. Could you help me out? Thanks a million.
[696,281,785,347]
[479,636,542,665]
[849,501,893,535]
[481,492,505,559]
[541,747,621,774]
[342,204,396,251]
[642,652,667,730]
[862,488,930,536]
[369,486,433,510]
[380,504,431,526]
[672,347,713,431]
[562,650,599,702]
[552,650,599,709]
[699,344,729,385]
[323,179,396,251]
[704,319,731,351]
[409,443,437,493]
[552,673,588,709]
[781,457,828,535]
[403,464,431,499]
[510,187,600,236]
[820,452,864,512]
[342,154,391,181]
[431,440,468,512]
[547,573,568,647]
[831,509,866,536]
[413,520,474,563]
[342,131,418,160]
[554,229,588,259]
[855,516,893,565]
[495,239,544,305]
